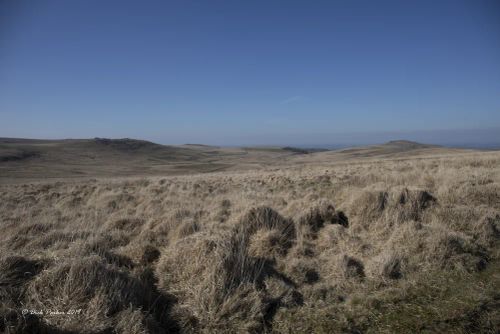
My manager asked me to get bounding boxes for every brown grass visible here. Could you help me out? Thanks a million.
[1,151,499,333]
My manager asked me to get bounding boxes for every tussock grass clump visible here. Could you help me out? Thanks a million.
[141,245,161,264]
[298,200,348,233]
[156,231,267,333]
[6,223,56,250]
[156,207,301,332]
[349,190,389,222]
[380,254,403,279]
[0,256,46,302]
[340,255,365,279]
[27,256,178,333]
[350,187,436,228]
[394,188,436,222]
[248,229,291,259]
[286,259,320,284]
[174,219,200,239]
[479,214,500,246]
[236,207,295,243]
[292,201,350,259]
[316,224,348,253]
[370,252,404,280]
[72,233,134,268]
[427,231,489,272]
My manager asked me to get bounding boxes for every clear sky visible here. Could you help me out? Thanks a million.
[1,0,499,146]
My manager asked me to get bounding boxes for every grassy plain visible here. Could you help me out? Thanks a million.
[1,139,499,333]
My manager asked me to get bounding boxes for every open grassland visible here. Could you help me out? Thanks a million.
[0,138,314,181]
[1,150,500,333]
[0,138,469,183]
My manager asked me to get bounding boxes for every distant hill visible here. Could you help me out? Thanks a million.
[91,137,163,151]
[0,137,312,180]
[0,137,479,181]
[0,137,196,162]
[288,140,471,165]
[0,138,221,180]
[282,146,330,154]
[336,140,443,157]
[383,140,439,149]
[183,143,220,148]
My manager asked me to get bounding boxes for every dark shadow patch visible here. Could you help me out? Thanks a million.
[0,256,46,302]
[342,256,365,278]
[141,245,161,265]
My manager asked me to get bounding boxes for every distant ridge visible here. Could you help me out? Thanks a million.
[184,143,218,148]
[92,137,163,151]
[383,140,439,149]
[0,137,316,179]
[283,139,469,165]
[282,146,329,154]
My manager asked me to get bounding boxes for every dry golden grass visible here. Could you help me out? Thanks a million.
[1,150,499,333]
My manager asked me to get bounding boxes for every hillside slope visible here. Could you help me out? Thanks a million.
[0,138,310,181]
[0,138,476,182]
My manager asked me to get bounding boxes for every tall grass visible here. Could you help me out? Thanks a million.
[1,151,499,333]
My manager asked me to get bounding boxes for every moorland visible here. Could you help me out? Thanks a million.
[1,138,499,333]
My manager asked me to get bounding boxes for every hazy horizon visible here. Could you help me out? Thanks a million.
[2,126,500,150]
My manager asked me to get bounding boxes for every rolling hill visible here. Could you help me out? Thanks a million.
[0,138,476,182]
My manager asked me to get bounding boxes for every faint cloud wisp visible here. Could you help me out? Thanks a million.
[280,95,306,105]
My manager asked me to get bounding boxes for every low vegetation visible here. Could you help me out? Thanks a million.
[1,150,499,333]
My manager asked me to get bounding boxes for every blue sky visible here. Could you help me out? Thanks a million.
[1,0,499,146]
